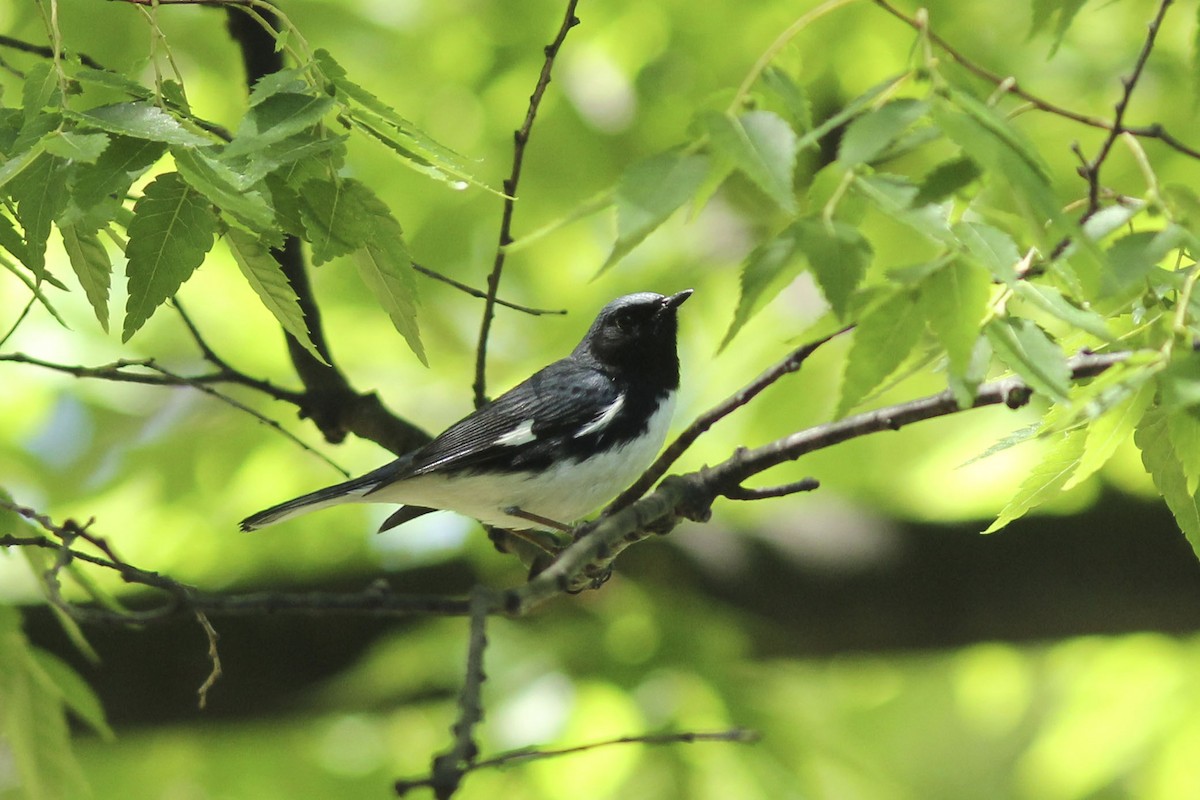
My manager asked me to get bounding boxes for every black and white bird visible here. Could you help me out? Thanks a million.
[239,290,691,533]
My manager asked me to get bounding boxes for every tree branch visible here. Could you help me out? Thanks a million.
[1077,0,1174,221]
[473,0,581,408]
[870,0,1200,161]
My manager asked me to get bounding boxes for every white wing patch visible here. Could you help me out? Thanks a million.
[495,419,537,446]
[574,394,625,438]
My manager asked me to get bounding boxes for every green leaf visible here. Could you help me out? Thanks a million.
[837,289,924,415]
[703,110,798,211]
[800,218,873,318]
[234,130,347,186]
[67,66,153,99]
[761,67,811,131]
[9,153,69,279]
[953,221,1020,283]
[600,151,710,274]
[984,427,1085,533]
[349,181,425,364]
[1105,227,1187,294]
[913,156,981,207]
[1011,281,1115,341]
[22,62,59,119]
[225,228,325,364]
[298,176,372,266]
[795,74,908,153]
[1167,407,1200,495]
[122,172,217,341]
[0,606,91,800]
[30,649,113,739]
[720,225,806,350]
[919,257,991,375]
[1137,405,1200,558]
[0,138,49,192]
[44,130,110,164]
[248,67,310,107]
[223,92,335,159]
[59,223,111,331]
[171,146,277,235]
[853,173,952,244]
[70,134,166,209]
[70,101,210,146]
[1159,350,1200,410]
[315,49,485,190]
[838,99,928,167]
[986,318,1071,402]
[1030,0,1092,55]
[1063,378,1154,491]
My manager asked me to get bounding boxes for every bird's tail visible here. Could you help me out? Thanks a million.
[239,472,380,531]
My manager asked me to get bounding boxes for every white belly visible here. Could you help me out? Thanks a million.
[367,395,675,529]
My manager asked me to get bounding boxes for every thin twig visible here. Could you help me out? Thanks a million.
[473,0,581,408]
[870,0,1200,161]
[605,325,852,515]
[0,32,104,70]
[397,729,757,795]
[412,262,566,316]
[1078,0,1174,221]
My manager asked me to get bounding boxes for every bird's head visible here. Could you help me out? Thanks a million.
[575,290,692,383]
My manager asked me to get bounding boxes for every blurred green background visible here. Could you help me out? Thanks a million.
[3,0,1200,797]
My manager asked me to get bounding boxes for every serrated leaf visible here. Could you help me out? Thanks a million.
[70,101,210,146]
[704,110,798,211]
[30,649,113,739]
[234,130,347,186]
[171,146,277,235]
[838,99,928,167]
[800,218,873,318]
[960,420,1041,468]
[795,74,907,153]
[66,66,154,99]
[70,134,166,209]
[0,606,91,800]
[1167,407,1200,495]
[44,130,109,163]
[1063,379,1154,491]
[986,318,1071,402]
[984,427,1085,533]
[0,138,48,191]
[9,153,69,278]
[913,156,980,207]
[59,223,111,331]
[838,289,924,415]
[853,172,952,243]
[223,92,335,159]
[920,257,990,375]
[226,227,325,364]
[1011,282,1114,341]
[0,210,29,265]
[600,151,710,274]
[248,67,309,106]
[315,49,486,191]
[298,176,372,266]
[348,180,425,364]
[122,172,217,341]
[1030,0,1092,55]
[761,67,811,131]
[720,225,805,350]
[1105,227,1186,294]
[22,62,59,119]
[1137,406,1200,558]
[954,220,1020,283]
[1160,350,1200,410]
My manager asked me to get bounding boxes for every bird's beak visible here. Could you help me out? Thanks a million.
[660,289,693,313]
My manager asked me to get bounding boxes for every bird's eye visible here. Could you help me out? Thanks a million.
[613,311,636,332]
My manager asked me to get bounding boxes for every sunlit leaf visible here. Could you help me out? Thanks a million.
[920,257,991,376]
[123,172,217,341]
[70,134,166,210]
[1137,405,1200,558]
[986,318,1070,402]
[1030,0,1092,55]
[984,427,1084,533]
[720,224,806,350]
[298,176,371,266]
[223,92,335,159]
[838,99,928,167]
[9,153,69,279]
[838,289,924,415]
[70,101,211,146]
[704,110,798,211]
[1064,379,1154,490]
[1011,282,1114,342]
[171,146,278,236]
[953,221,1020,283]
[600,151,710,274]
[44,130,110,164]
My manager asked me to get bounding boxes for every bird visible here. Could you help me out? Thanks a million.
[239,289,692,534]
